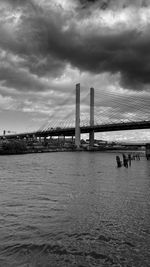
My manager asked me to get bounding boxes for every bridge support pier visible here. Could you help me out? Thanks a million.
[89,87,94,149]
[75,83,80,149]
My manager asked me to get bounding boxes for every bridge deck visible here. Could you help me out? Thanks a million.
[1,120,150,139]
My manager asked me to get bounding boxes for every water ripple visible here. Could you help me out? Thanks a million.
[0,152,149,266]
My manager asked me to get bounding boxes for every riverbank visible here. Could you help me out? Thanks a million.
[0,139,146,155]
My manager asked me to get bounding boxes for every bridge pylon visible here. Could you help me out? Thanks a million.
[75,83,80,148]
[89,87,94,148]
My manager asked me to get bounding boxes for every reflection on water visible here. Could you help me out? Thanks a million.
[0,152,150,266]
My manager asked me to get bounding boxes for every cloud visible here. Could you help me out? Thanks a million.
[78,0,150,10]
[0,61,48,92]
[0,0,150,137]
[0,94,15,110]
[0,0,150,92]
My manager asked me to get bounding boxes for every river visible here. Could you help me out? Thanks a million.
[0,152,150,267]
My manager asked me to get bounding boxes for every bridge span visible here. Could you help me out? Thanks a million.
[1,120,150,140]
[1,84,150,146]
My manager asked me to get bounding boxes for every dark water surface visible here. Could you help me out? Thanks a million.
[0,152,150,267]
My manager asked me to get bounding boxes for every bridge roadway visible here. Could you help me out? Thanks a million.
[2,120,150,139]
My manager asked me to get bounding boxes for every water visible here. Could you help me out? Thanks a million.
[0,152,150,267]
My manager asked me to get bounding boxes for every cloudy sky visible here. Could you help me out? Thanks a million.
[0,0,150,141]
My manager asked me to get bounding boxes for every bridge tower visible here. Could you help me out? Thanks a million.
[75,83,80,148]
[89,87,94,148]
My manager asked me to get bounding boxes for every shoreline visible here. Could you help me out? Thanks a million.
[0,148,146,156]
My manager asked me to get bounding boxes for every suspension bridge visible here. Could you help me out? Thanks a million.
[1,83,150,148]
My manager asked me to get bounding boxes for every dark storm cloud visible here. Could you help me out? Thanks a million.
[0,63,47,92]
[1,0,34,8]
[78,0,150,9]
[78,0,109,9]
[21,10,150,90]
[1,0,150,91]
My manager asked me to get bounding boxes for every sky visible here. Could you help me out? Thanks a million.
[0,0,150,142]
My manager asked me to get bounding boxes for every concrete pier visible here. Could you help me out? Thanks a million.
[75,83,80,148]
[89,87,94,148]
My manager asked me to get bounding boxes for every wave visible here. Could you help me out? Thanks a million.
[1,242,115,264]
